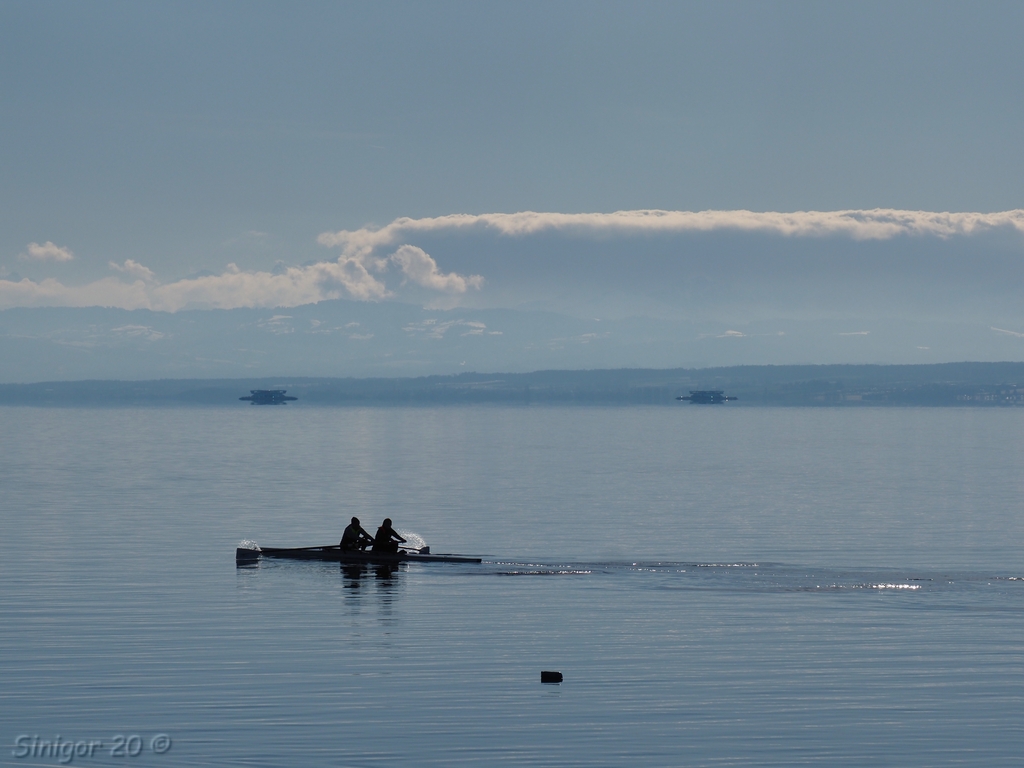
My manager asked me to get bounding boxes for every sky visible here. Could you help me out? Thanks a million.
[1,1,1023,377]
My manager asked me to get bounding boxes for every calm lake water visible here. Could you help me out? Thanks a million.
[2,405,1023,766]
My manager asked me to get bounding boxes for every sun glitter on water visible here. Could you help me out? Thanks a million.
[397,530,427,550]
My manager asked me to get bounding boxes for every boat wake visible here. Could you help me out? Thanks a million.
[432,560,1024,600]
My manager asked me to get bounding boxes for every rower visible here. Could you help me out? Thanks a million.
[372,518,407,553]
[340,516,373,551]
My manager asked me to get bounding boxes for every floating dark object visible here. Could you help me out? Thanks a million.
[676,390,736,404]
[541,671,563,684]
[239,389,297,405]
[235,544,480,566]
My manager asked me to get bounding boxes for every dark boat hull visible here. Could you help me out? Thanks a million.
[236,546,481,565]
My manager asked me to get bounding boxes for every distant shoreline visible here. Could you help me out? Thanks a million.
[2,362,1023,407]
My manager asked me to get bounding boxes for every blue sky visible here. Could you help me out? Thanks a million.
[1,1,1023,374]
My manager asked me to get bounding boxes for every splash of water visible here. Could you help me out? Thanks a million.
[237,539,260,551]
[396,530,427,551]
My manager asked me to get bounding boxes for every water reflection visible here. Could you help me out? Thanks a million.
[342,563,368,586]
[341,563,399,585]
[235,560,404,615]
[341,563,402,618]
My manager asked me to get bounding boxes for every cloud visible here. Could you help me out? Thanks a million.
[0,237,485,311]
[109,259,157,282]
[110,325,165,341]
[5,208,1024,315]
[318,208,1024,254]
[0,276,151,309]
[257,315,294,335]
[389,245,483,293]
[402,318,493,339]
[0,259,390,311]
[991,326,1024,338]
[313,209,1024,320]
[22,241,74,262]
[151,260,390,309]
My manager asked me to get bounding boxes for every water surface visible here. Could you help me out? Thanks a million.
[2,405,1023,766]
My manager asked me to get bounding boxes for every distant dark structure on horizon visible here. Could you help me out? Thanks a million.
[239,389,297,405]
[677,390,736,404]
[3,363,1023,407]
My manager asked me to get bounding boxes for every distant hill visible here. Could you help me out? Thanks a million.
[2,363,1023,406]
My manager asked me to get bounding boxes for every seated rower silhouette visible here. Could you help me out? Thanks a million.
[372,518,407,553]
[340,516,374,551]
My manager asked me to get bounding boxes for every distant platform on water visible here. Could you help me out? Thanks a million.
[239,389,297,405]
[676,390,737,404]
[2,363,1024,407]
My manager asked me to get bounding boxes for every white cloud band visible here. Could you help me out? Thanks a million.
[317,208,1024,254]
[0,247,479,311]
[3,209,1021,312]
[0,259,389,312]
[109,259,157,282]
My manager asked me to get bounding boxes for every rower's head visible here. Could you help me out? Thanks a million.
[383,517,392,527]
[351,516,360,525]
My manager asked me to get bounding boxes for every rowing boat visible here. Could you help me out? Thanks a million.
[236,545,481,565]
